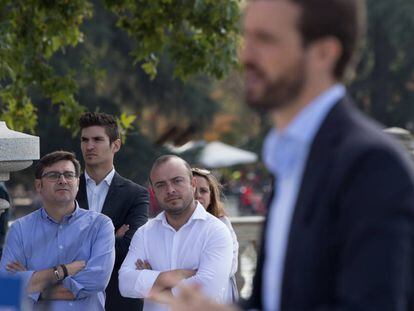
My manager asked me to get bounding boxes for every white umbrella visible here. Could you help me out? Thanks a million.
[198,141,258,168]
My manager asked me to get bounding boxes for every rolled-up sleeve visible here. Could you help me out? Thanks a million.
[173,224,233,302]
[62,217,115,298]
[119,228,161,298]
[0,223,40,301]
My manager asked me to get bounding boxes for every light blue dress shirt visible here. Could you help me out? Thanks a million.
[262,84,346,311]
[0,204,115,311]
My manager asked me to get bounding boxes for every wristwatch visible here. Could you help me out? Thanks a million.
[53,266,63,281]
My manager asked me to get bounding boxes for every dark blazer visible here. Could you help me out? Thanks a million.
[77,172,149,311]
[242,97,414,311]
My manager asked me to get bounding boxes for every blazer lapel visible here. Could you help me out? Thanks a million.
[281,97,351,306]
[77,174,89,210]
[101,172,123,219]
[292,97,350,224]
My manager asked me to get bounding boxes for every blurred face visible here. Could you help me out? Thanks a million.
[240,0,306,111]
[150,159,196,216]
[35,160,79,207]
[194,176,211,209]
[80,126,120,168]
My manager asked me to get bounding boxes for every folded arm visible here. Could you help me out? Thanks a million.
[173,224,233,301]
[6,259,85,299]
[115,187,149,266]
[61,217,115,299]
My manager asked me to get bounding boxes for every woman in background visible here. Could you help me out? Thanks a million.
[191,167,239,303]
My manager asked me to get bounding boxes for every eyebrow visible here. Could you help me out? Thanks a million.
[81,135,106,140]
[153,181,166,187]
[153,176,185,186]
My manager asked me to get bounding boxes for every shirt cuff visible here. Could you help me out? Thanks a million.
[135,269,161,297]
[62,276,84,298]
[28,291,41,302]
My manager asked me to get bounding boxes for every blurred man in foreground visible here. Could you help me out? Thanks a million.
[152,0,414,310]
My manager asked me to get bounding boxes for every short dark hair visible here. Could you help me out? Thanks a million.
[291,0,365,79]
[35,151,81,179]
[149,155,193,185]
[79,112,120,144]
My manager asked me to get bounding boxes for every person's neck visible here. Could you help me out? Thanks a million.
[85,165,113,185]
[272,79,337,131]
[166,201,197,231]
[44,201,76,223]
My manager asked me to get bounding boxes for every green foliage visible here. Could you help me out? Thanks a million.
[0,0,241,134]
[104,0,241,79]
[118,112,136,143]
[0,0,92,132]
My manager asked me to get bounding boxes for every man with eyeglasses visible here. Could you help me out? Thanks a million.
[0,150,115,310]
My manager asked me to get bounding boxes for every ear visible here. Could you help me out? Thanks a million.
[75,177,80,192]
[34,179,42,193]
[191,176,197,190]
[308,37,342,77]
[112,138,121,153]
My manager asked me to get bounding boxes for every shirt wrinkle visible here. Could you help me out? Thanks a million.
[0,201,115,311]
[118,202,233,311]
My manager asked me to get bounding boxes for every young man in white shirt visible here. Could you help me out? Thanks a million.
[119,155,233,311]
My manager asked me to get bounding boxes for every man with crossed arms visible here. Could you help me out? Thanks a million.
[0,151,115,310]
[119,155,233,311]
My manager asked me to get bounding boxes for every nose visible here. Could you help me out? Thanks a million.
[57,174,68,184]
[194,189,201,199]
[165,182,176,194]
[86,141,94,151]
[239,37,255,66]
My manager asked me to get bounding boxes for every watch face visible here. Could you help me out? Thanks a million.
[53,266,62,281]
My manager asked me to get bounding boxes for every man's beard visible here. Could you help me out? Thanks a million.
[244,59,305,112]
[158,195,193,216]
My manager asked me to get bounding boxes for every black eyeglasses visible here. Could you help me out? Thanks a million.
[41,171,78,182]
[191,168,211,176]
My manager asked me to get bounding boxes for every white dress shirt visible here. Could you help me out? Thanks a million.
[85,168,115,213]
[262,84,346,311]
[119,202,233,311]
[219,216,239,302]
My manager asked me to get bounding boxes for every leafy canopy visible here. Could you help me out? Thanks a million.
[0,0,241,134]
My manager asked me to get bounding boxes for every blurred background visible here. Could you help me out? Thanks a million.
[2,0,414,300]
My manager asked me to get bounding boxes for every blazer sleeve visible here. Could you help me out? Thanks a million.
[115,184,149,266]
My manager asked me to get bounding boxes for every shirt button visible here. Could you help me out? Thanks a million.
[59,245,63,249]
[69,302,73,306]
[59,225,63,230]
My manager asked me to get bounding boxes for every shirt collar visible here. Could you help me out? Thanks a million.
[155,201,208,228]
[40,201,81,224]
[85,168,115,186]
[263,84,345,176]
